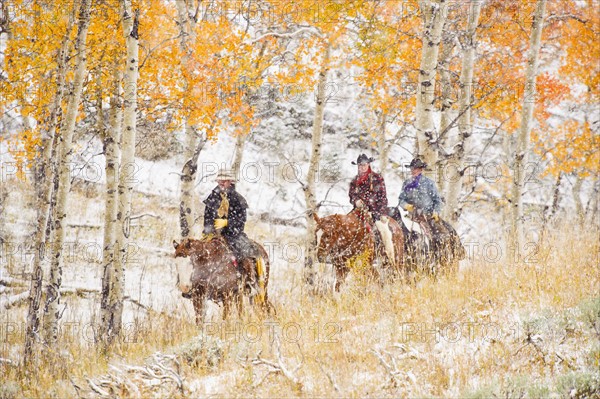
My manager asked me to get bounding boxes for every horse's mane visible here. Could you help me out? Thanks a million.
[177,236,231,258]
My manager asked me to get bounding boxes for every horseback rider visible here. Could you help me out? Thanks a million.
[398,158,464,263]
[349,154,388,221]
[398,158,442,223]
[202,168,259,290]
[349,154,395,262]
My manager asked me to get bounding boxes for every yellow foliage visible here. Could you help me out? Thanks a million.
[535,121,599,178]
[1,0,597,177]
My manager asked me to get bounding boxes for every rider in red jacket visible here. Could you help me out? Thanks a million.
[349,154,388,221]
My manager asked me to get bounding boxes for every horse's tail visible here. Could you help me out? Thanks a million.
[255,257,266,305]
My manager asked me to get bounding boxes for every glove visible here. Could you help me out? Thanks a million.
[355,199,365,209]
[201,233,215,241]
[404,204,414,212]
[214,218,228,229]
[432,211,440,222]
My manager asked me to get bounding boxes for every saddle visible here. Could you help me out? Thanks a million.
[220,234,267,304]
[352,208,396,267]
[406,211,465,261]
[396,209,432,242]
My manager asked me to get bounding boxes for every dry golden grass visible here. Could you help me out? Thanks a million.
[1,226,598,398]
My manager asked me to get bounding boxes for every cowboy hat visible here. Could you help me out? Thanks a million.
[406,158,428,169]
[352,154,374,165]
[216,168,237,181]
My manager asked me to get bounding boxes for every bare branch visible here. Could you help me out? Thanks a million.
[252,27,323,43]
[369,348,401,388]
[247,334,303,390]
[130,213,162,221]
[317,360,340,392]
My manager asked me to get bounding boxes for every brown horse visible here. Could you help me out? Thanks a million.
[313,209,404,290]
[173,236,271,324]
[387,206,465,276]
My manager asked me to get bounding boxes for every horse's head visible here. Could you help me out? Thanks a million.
[172,238,197,295]
[173,237,230,262]
[173,238,195,258]
[172,236,237,296]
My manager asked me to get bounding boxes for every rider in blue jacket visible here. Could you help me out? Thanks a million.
[398,158,442,221]
[398,157,465,263]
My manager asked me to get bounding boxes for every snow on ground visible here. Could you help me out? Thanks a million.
[0,127,543,318]
[1,132,598,397]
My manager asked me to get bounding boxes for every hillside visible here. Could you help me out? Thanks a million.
[1,136,599,397]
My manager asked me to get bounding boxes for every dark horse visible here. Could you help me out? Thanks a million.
[387,207,465,275]
[313,209,404,291]
[173,236,271,324]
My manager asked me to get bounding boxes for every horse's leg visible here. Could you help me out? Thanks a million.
[192,292,205,325]
[442,241,459,275]
[445,227,462,274]
[236,293,243,318]
[334,263,349,291]
[392,228,405,279]
[433,222,453,275]
[432,219,456,275]
[366,263,381,287]
[223,294,231,320]
[241,258,257,293]
[258,251,273,314]
[263,288,274,315]
[367,250,383,286]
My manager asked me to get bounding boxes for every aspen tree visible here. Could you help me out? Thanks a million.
[443,0,481,221]
[415,0,449,176]
[102,0,139,345]
[509,0,547,259]
[43,0,92,346]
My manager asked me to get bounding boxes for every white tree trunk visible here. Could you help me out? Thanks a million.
[376,113,389,178]
[0,191,5,242]
[509,0,547,258]
[43,0,91,346]
[232,42,267,181]
[415,0,448,178]
[23,10,75,366]
[99,68,122,343]
[103,0,139,345]
[232,134,247,178]
[178,123,200,238]
[304,42,330,285]
[436,35,455,191]
[443,0,481,221]
[0,0,11,41]
[176,0,200,238]
[572,175,584,226]
[0,1,10,245]
[588,179,599,227]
